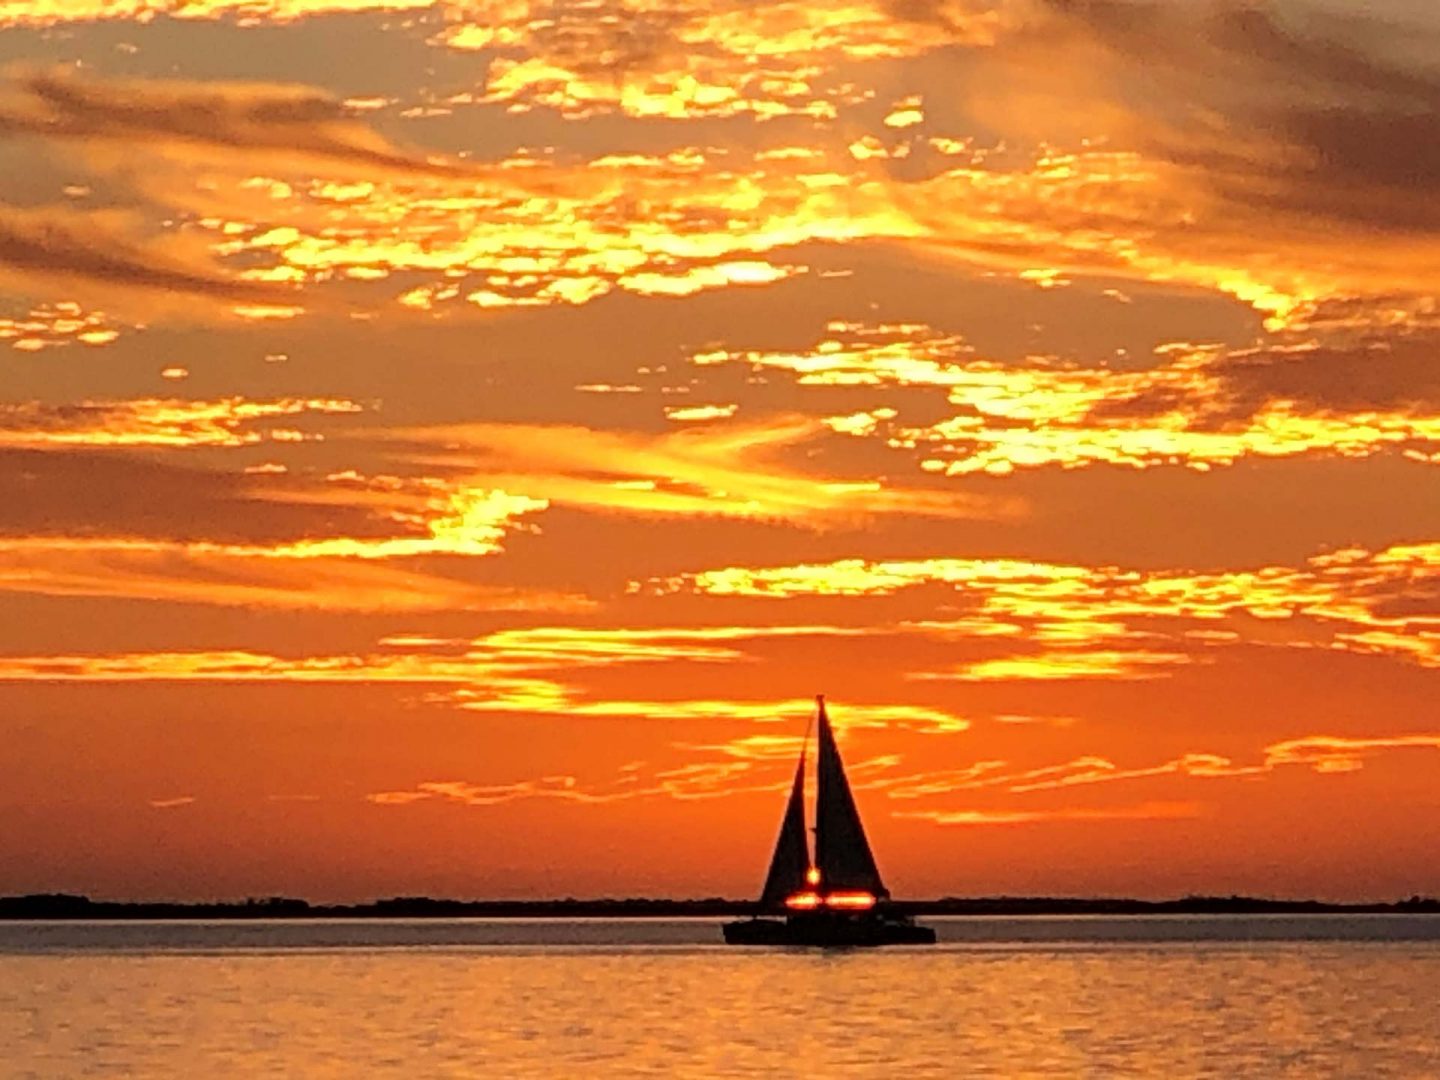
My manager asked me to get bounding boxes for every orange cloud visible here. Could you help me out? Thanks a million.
[689,323,1440,475]
[193,121,1440,328]
[1263,734,1440,775]
[894,801,1203,826]
[24,58,1419,334]
[204,143,906,312]
[0,204,297,314]
[0,476,557,609]
[442,688,967,730]
[0,70,494,318]
[663,403,739,423]
[0,70,480,178]
[0,300,124,351]
[0,397,361,449]
[878,738,1440,807]
[357,731,1440,815]
[7,5,1437,333]
[0,540,583,612]
[439,0,996,120]
[0,0,432,24]
[939,649,1193,683]
[147,796,197,809]
[365,762,777,808]
[389,416,1015,524]
[0,624,971,730]
[648,541,1440,678]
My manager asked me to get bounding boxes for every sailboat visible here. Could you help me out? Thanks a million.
[723,696,936,946]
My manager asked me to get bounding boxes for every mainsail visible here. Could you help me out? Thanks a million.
[757,738,811,908]
[813,696,888,897]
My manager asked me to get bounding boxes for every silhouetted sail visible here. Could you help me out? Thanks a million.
[814,696,888,897]
[757,749,810,908]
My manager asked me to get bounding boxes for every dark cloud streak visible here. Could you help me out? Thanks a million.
[0,70,484,178]
[0,447,411,546]
[1033,0,1440,234]
[0,206,284,302]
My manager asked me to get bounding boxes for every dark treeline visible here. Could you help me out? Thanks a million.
[3,893,1438,920]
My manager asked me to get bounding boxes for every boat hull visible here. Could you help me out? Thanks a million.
[723,912,936,947]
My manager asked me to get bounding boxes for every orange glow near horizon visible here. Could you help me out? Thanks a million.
[783,890,878,911]
[823,891,879,910]
[2,0,1439,905]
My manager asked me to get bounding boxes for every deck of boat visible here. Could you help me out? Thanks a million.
[723,911,937,947]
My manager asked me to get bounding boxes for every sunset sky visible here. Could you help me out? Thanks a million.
[2,0,1438,903]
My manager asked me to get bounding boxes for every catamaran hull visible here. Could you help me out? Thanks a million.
[723,915,937,947]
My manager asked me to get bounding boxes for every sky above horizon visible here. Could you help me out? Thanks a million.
[2,0,1438,903]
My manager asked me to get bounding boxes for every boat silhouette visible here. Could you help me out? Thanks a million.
[723,696,936,946]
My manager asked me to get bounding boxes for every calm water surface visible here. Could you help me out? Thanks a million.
[3,917,1438,1077]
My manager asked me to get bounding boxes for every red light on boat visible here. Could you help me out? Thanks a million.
[823,891,877,910]
[784,892,822,910]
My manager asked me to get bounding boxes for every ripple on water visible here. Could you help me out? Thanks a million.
[1,919,1439,1077]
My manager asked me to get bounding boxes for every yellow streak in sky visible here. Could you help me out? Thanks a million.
[650,543,1440,675]
[894,802,1203,826]
[390,416,1013,523]
[692,324,1440,474]
[0,538,584,612]
[0,485,553,610]
[0,0,433,26]
[0,397,361,449]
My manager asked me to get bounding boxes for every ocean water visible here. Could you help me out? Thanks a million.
[3,916,1439,1077]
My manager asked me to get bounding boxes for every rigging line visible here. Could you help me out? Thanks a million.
[804,700,817,837]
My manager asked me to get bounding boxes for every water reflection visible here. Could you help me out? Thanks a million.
[2,919,1438,1076]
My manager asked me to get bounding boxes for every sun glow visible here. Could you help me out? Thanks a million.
[784,889,877,911]
[823,891,878,910]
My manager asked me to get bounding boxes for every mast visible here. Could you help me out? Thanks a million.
[757,718,812,908]
[813,695,888,898]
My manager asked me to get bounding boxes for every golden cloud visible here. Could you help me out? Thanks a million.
[0,70,481,178]
[387,415,1015,523]
[0,473,559,609]
[0,300,124,351]
[15,64,1421,336]
[690,322,1440,475]
[0,397,361,449]
[6,3,1438,331]
[878,736,1440,811]
[647,540,1440,677]
[0,538,581,612]
[0,204,297,314]
[356,730,1440,814]
[363,743,908,808]
[0,622,971,730]
[893,801,1203,826]
[203,144,905,312]
[0,0,433,24]
[0,70,490,316]
[366,762,780,808]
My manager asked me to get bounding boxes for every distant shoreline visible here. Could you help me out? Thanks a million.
[3,894,1438,920]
